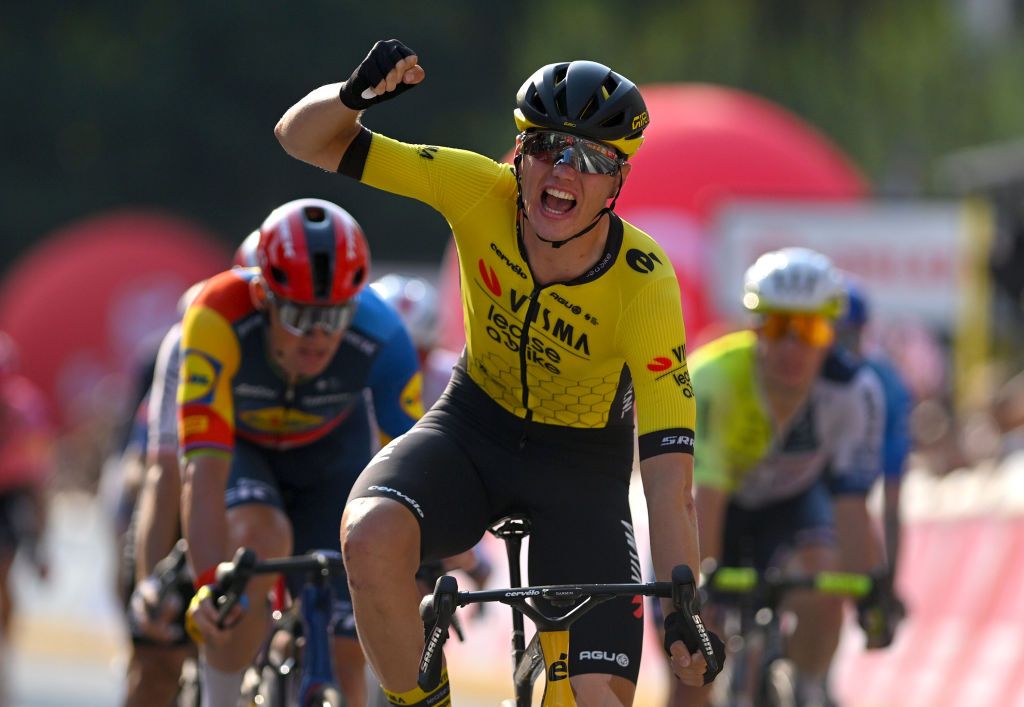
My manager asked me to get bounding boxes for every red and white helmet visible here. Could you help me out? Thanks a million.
[370,274,439,352]
[257,199,370,304]
[233,230,261,269]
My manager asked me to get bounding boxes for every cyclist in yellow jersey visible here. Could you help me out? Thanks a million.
[276,39,723,706]
[671,248,889,707]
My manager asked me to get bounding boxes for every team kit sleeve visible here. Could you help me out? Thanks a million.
[339,130,511,229]
[880,364,913,480]
[828,367,887,495]
[177,304,241,458]
[147,324,183,455]
[690,368,736,494]
[366,323,424,444]
[615,275,697,460]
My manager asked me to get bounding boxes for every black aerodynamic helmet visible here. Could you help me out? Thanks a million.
[514,60,650,157]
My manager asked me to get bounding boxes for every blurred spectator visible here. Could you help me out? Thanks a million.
[370,273,455,407]
[0,331,55,641]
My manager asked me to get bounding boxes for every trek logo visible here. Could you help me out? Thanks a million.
[548,653,569,682]
[489,243,528,279]
[418,146,439,160]
[626,248,663,274]
[486,304,562,374]
[479,259,501,296]
[631,111,650,131]
[579,651,630,668]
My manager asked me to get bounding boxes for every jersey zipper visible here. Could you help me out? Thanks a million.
[517,285,543,446]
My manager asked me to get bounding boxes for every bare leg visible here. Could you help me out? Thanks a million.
[341,498,422,692]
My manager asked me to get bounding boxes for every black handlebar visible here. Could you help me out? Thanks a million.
[416,563,717,690]
[211,548,346,626]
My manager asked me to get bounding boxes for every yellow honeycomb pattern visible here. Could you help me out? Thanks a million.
[473,351,623,428]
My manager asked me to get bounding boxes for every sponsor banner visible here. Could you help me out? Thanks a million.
[713,200,991,329]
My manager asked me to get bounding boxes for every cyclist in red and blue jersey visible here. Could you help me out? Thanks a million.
[182,199,423,707]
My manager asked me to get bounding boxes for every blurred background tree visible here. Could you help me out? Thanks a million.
[3,0,1023,267]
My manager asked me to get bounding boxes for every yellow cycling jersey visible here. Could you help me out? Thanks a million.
[690,330,885,507]
[339,129,695,458]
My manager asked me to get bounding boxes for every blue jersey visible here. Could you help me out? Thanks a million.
[865,357,912,481]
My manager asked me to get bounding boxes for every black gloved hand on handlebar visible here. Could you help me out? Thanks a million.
[663,611,726,685]
[339,39,419,110]
[857,572,903,650]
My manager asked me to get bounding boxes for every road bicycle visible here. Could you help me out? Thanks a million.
[418,515,717,707]
[702,564,876,707]
[213,547,346,707]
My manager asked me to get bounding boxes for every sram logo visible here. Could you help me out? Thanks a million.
[660,433,694,448]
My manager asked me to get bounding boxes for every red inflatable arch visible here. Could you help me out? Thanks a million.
[0,210,229,429]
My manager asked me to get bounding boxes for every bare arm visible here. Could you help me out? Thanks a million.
[275,53,424,171]
[833,495,884,573]
[640,453,700,616]
[694,485,728,566]
[181,454,231,579]
[134,449,182,580]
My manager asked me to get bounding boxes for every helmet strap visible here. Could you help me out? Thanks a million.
[515,169,624,250]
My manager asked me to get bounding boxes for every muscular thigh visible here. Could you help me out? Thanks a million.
[349,414,493,562]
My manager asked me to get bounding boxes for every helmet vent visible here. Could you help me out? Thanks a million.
[578,96,598,122]
[311,252,331,298]
[304,205,326,222]
[601,111,625,129]
[553,88,567,118]
[528,90,547,116]
[270,266,288,286]
[352,267,366,287]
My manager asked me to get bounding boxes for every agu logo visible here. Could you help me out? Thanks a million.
[181,349,222,405]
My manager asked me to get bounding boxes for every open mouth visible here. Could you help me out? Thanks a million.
[541,187,576,215]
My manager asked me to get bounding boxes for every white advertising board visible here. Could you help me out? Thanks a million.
[713,200,983,329]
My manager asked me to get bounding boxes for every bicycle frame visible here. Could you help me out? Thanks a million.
[215,548,344,707]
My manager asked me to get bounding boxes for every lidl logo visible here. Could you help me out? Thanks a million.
[400,372,425,420]
[180,350,222,405]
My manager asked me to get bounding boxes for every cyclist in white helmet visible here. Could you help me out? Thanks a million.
[672,247,891,707]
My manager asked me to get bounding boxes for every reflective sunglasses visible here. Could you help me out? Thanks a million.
[270,295,357,336]
[758,313,834,348]
[519,130,624,175]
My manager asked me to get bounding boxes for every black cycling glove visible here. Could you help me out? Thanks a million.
[339,39,419,110]
[663,610,726,685]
